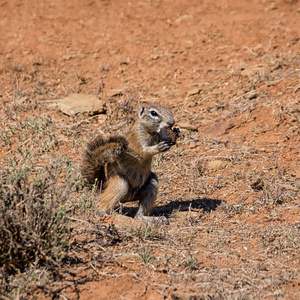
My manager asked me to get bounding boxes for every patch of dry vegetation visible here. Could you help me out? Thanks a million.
[0,100,122,298]
[0,4,299,297]
[1,53,299,298]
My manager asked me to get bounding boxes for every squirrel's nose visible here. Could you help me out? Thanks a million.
[159,117,175,130]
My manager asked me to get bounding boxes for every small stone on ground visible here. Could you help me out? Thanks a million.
[57,93,105,116]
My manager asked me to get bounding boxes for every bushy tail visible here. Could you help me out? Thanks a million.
[80,135,128,188]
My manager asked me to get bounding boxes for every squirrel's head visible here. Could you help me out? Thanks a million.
[138,102,175,133]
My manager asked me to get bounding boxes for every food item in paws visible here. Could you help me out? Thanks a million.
[159,127,180,144]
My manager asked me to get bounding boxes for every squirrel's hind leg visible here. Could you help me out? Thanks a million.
[98,175,129,213]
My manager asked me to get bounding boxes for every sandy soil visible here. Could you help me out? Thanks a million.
[0,0,299,299]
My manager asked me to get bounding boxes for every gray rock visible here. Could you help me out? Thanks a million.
[57,93,105,116]
[187,87,202,97]
[177,121,198,131]
[207,160,227,170]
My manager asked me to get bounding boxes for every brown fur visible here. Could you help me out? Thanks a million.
[80,102,177,222]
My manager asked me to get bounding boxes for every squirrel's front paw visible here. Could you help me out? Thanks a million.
[157,141,172,152]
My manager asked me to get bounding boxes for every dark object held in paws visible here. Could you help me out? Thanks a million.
[159,127,180,144]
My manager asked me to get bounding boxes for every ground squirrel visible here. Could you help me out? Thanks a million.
[81,102,179,223]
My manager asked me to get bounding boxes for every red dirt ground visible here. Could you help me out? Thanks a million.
[1,0,299,299]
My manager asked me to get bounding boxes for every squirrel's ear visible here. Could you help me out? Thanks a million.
[139,107,145,118]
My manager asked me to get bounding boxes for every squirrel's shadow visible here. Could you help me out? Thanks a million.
[118,198,223,218]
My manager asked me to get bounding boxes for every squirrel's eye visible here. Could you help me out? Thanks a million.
[150,110,158,117]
